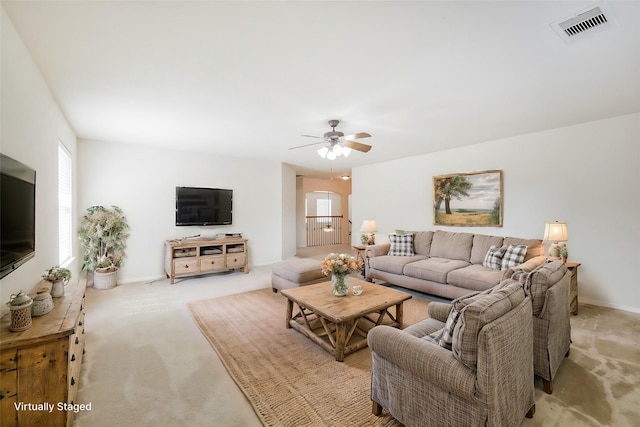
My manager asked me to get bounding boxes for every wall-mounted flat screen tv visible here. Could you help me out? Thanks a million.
[1,153,36,279]
[176,187,233,226]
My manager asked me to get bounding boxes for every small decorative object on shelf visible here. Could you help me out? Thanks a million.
[560,246,568,263]
[321,253,363,297]
[6,291,33,331]
[32,290,54,316]
[43,265,71,297]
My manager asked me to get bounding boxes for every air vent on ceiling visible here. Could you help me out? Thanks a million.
[551,3,617,44]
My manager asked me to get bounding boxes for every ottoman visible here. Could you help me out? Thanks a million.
[271,258,326,292]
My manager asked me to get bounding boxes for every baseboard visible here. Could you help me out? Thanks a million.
[579,296,640,314]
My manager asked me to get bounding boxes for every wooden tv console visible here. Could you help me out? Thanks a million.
[164,237,249,284]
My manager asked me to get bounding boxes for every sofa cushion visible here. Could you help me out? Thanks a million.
[368,254,427,275]
[413,231,434,256]
[482,245,506,270]
[451,281,525,370]
[504,237,543,262]
[501,244,527,270]
[447,264,504,291]
[403,257,470,283]
[470,234,504,265]
[388,233,415,256]
[430,230,474,262]
[528,260,568,316]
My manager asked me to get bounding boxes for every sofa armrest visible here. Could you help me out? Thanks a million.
[501,255,546,280]
[368,325,476,397]
[427,301,452,323]
[365,243,391,259]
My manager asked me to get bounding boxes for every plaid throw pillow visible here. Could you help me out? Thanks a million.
[482,245,506,270]
[501,244,528,270]
[388,233,415,256]
[422,328,444,345]
[439,306,461,350]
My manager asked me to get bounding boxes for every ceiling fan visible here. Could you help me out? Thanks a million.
[289,120,372,159]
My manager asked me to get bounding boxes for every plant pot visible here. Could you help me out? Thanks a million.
[93,267,118,290]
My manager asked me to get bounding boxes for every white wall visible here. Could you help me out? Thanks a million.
[281,164,297,259]
[353,113,640,313]
[0,7,78,313]
[77,140,287,283]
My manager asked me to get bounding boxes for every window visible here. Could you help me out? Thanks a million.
[58,143,72,266]
[317,198,331,221]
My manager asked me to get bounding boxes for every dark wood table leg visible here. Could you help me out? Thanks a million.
[395,302,404,328]
[335,322,347,362]
[285,298,293,329]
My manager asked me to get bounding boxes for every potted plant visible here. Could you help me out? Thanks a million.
[78,205,130,290]
[42,266,71,297]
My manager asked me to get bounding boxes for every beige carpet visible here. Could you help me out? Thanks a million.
[188,287,430,427]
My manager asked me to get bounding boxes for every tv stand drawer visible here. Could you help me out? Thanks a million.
[200,256,226,272]
[174,259,199,275]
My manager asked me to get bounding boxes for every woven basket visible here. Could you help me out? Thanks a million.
[10,300,33,331]
[93,269,118,290]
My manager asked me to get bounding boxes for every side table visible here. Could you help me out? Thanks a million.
[352,245,367,279]
[565,262,581,315]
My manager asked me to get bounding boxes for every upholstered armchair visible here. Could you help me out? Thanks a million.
[368,281,535,427]
[511,260,572,394]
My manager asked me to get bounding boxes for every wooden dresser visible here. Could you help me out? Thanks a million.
[0,278,87,427]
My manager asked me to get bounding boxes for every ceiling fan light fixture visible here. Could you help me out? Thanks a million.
[317,146,329,158]
[326,149,337,160]
[333,145,343,157]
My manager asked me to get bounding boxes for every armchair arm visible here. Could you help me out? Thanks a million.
[427,301,452,323]
[368,325,476,397]
[365,243,391,259]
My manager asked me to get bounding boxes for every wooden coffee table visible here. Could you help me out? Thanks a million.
[280,278,412,362]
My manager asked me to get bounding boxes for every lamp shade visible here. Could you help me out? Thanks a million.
[360,220,378,233]
[543,221,568,242]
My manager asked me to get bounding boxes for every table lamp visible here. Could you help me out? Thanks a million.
[360,220,378,245]
[543,221,568,260]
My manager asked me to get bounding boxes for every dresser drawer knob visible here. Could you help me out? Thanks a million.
[71,354,76,362]
[75,337,79,345]
[71,377,76,386]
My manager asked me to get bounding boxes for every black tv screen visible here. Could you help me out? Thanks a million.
[176,187,233,226]
[1,154,36,279]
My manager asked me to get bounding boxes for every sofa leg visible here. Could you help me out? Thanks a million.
[272,288,278,293]
[526,404,535,418]
[543,379,553,394]
[372,400,383,416]
[566,348,570,357]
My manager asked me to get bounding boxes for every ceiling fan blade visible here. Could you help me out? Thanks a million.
[301,134,323,139]
[288,141,326,150]
[344,140,372,153]
[343,132,371,140]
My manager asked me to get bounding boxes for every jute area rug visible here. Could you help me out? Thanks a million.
[188,286,430,427]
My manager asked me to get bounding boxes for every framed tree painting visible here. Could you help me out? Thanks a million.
[433,170,503,227]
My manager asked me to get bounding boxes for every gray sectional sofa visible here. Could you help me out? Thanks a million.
[365,230,546,300]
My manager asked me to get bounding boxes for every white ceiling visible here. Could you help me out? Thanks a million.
[3,1,640,179]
